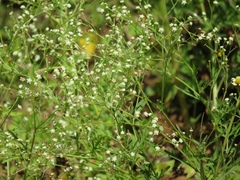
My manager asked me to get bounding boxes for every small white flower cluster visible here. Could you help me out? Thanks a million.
[151,116,158,128]
[148,116,163,142]
[197,27,234,46]
[134,110,141,118]
[87,177,101,180]
[103,149,120,171]
[171,132,183,147]
[144,111,152,117]
[101,2,130,21]
[170,23,178,32]
[181,0,187,5]
[155,146,161,151]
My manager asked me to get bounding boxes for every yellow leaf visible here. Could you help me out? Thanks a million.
[78,32,98,56]
[58,172,70,180]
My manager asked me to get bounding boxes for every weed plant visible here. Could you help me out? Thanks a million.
[0,0,240,179]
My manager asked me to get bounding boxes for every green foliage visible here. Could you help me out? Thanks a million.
[0,0,239,179]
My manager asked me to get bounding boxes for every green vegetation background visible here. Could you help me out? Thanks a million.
[0,0,240,179]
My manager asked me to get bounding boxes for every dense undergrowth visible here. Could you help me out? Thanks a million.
[0,0,240,179]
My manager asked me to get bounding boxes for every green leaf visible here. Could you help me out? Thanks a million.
[155,159,175,175]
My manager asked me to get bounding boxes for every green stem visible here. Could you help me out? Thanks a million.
[7,161,10,180]
[177,91,190,129]
[223,96,240,153]
[212,83,218,109]
[24,109,37,179]
[30,111,37,154]
[1,97,19,130]
[216,94,240,174]
[199,0,206,14]
[158,0,170,38]
[158,0,170,103]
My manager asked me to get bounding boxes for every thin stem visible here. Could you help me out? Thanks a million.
[199,0,206,14]
[222,95,240,155]
[158,0,170,103]
[158,0,170,38]
[7,161,10,180]
[30,111,37,154]
[24,109,37,179]
[1,97,19,130]
[216,93,240,174]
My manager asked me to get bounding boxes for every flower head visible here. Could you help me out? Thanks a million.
[231,76,240,86]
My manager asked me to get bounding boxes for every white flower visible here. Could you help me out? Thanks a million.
[36,73,41,80]
[50,129,55,133]
[26,78,32,84]
[144,4,151,9]
[139,14,145,19]
[154,130,159,135]
[151,117,158,124]
[172,138,177,144]
[18,104,22,110]
[172,27,177,32]
[112,156,117,162]
[143,111,151,117]
[225,98,229,102]
[87,126,91,131]
[152,123,157,128]
[136,6,140,10]
[158,28,164,33]
[134,110,141,118]
[181,0,187,5]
